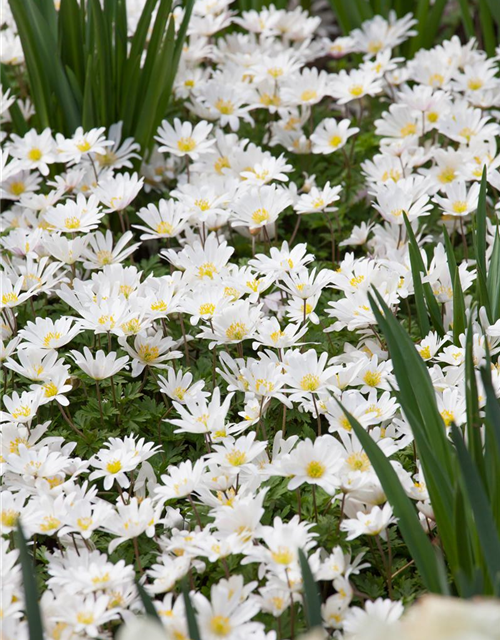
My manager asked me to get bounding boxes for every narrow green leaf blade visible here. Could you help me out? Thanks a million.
[298,548,323,629]
[15,523,44,640]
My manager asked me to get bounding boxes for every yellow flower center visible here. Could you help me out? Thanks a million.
[300,373,320,392]
[459,127,473,142]
[251,208,269,224]
[177,137,196,153]
[40,515,61,532]
[12,405,31,419]
[349,85,363,97]
[1,509,19,528]
[106,460,122,474]
[329,135,342,148]
[215,99,234,115]
[270,330,285,343]
[441,409,454,427]
[214,156,230,174]
[199,302,216,316]
[467,78,483,91]
[77,517,93,531]
[346,452,370,472]
[156,221,174,235]
[2,292,18,305]
[43,382,58,398]
[452,201,468,214]
[306,460,325,478]
[198,262,217,278]
[210,615,232,636]
[76,141,91,153]
[138,344,160,362]
[427,111,438,123]
[260,93,280,106]
[76,612,94,625]
[301,89,317,102]
[438,167,455,183]
[194,198,210,211]
[419,345,431,359]
[226,322,248,341]
[9,181,25,196]
[368,39,383,53]
[400,123,417,137]
[268,67,283,78]
[363,371,382,387]
[429,73,444,86]
[28,148,43,161]
[151,300,168,312]
[225,449,247,466]
[271,546,294,565]
[350,275,365,288]
[174,386,186,400]
[64,216,81,230]
[96,250,113,265]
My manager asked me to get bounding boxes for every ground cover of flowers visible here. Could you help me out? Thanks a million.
[2,1,500,639]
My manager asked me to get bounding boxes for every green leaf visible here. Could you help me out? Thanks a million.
[404,215,444,336]
[135,580,162,622]
[15,523,44,640]
[181,579,201,640]
[450,424,500,590]
[476,167,488,276]
[298,548,323,629]
[487,227,500,322]
[338,400,444,593]
[369,289,452,473]
[0,65,28,134]
[408,241,431,337]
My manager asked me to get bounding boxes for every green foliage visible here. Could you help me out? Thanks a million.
[14,524,45,640]
[327,0,500,58]
[298,548,324,629]
[341,289,500,597]
[6,0,194,152]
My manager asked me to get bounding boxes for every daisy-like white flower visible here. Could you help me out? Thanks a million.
[281,67,330,107]
[157,367,208,404]
[9,128,56,175]
[155,459,206,502]
[56,126,112,164]
[82,230,140,269]
[93,172,144,212]
[294,182,342,214]
[310,118,359,154]
[119,331,182,376]
[18,316,82,350]
[231,185,292,233]
[328,68,383,104]
[44,194,104,233]
[135,199,190,240]
[433,181,480,217]
[155,118,215,159]
[70,347,129,380]
[195,80,254,131]
[282,435,343,493]
[198,300,263,348]
[103,497,158,553]
[1,389,42,423]
[341,502,397,540]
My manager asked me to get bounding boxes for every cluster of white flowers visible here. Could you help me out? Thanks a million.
[1,0,500,639]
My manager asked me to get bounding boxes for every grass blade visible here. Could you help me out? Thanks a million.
[135,580,161,622]
[181,579,201,640]
[15,523,44,640]
[298,548,323,629]
[338,401,443,593]
[450,424,500,590]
